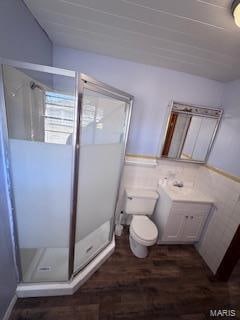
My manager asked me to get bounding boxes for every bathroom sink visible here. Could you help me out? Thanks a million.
[168,185,192,196]
[158,184,214,204]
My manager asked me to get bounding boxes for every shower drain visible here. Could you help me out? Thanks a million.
[38,266,52,272]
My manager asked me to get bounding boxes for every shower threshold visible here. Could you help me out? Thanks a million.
[16,237,115,298]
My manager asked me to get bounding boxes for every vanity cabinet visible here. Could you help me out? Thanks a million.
[153,186,213,244]
[181,212,208,242]
[162,210,208,242]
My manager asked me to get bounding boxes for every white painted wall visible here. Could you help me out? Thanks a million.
[53,46,223,157]
[53,46,240,178]
[0,0,52,66]
[208,79,240,177]
[195,167,240,273]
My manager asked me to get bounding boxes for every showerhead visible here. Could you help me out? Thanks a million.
[30,81,37,90]
[30,81,43,91]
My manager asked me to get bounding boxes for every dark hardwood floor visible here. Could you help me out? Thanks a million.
[11,228,240,320]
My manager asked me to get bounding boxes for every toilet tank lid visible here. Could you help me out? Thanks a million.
[125,188,159,200]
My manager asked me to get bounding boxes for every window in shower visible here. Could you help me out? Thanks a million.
[44,92,74,144]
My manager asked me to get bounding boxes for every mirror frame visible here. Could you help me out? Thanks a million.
[160,100,223,164]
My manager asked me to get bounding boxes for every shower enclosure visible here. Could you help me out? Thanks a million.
[0,58,132,294]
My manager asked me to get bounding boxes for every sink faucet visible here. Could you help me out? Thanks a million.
[173,180,184,188]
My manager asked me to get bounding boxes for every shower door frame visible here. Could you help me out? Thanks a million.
[69,73,133,278]
[0,58,133,283]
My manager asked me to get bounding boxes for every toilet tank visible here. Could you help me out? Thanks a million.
[124,188,159,215]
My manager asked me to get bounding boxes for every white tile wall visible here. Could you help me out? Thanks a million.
[117,157,240,275]
[116,157,200,223]
[195,166,240,274]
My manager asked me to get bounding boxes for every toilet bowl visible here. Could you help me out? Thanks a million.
[124,188,159,258]
[129,215,158,258]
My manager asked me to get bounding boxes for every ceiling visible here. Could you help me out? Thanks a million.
[24,0,240,82]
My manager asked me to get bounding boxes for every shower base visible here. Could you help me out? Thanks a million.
[20,221,111,283]
[16,237,115,298]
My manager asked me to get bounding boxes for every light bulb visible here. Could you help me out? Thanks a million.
[232,0,240,27]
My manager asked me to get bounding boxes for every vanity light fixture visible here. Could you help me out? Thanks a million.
[232,0,240,27]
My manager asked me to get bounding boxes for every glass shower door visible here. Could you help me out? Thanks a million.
[73,76,132,273]
[2,63,77,282]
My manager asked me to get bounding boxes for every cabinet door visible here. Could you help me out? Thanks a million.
[162,212,186,242]
[181,213,207,242]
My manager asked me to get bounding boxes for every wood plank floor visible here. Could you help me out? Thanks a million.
[11,228,240,320]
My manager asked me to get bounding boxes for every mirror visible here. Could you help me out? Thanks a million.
[161,102,223,163]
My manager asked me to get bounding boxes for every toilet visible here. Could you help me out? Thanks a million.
[124,188,159,258]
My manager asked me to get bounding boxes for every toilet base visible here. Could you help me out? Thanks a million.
[129,235,148,258]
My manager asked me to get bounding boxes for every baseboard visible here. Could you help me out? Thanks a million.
[3,294,17,320]
[157,240,197,245]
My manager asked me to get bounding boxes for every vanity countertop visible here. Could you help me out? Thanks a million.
[158,184,214,204]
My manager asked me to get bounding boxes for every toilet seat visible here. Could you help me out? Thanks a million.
[130,216,158,246]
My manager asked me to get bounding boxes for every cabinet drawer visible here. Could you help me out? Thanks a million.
[171,202,211,215]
